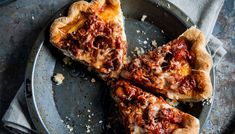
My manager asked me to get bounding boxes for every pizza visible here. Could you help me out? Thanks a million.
[111,80,200,134]
[120,27,213,102]
[50,0,127,80]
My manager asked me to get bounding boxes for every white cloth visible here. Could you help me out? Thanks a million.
[2,0,227,133]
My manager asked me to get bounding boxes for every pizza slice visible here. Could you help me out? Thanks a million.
[121,27,213,102]
[50,0,127,80]
[111,80,200,134]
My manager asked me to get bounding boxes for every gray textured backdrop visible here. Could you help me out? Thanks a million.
[0,0,234,133]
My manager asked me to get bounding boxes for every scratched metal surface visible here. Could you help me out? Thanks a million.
[0,0,234,133]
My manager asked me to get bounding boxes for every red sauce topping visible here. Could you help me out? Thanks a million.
[60,14,124,75]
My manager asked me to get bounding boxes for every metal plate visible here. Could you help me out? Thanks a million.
[25,0,215,133]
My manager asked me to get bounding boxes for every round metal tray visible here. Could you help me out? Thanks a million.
[25,0,214,133]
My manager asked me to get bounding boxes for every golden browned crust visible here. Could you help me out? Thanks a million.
[173,113,200,134]
[167,27,213,102]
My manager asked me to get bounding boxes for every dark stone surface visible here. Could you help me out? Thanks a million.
[0,0,234,133]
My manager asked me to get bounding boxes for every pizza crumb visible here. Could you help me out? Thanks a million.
[136,30,140,33]
[63,57,72,65]
[106,124,111,128]
[141,31,146,34]
[151,40,158,48]
[88,115,91,118]
[134,47,139,51]
[186,17,190,22]
[86,125,91,133]
[32,16,35,20]
[202,98,212,106]
[137,47,145,56]
[91,78,96,83]
[66,124,74,132]
[161,30,164,34]
[167,3,170,9]
[146,38,149,40]
[99,120,103,124]
[143,41,148,44]
[141,14,147,21]
[53,73,65,85]
[189,102,194,108]
[87,109,91,113]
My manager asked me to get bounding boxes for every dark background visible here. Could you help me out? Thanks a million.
[0,0,234,133]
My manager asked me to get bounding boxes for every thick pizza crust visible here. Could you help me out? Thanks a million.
[167,27,213,102]
[173,113,200,134]
[50,0,124,46]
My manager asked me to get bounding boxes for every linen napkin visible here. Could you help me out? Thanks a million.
[2,0,227,133]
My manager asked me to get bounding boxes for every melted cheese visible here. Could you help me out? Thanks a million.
[64,3,119,33]
[178,63,191,77]
[67,18,86,33]
[132,125,145,134]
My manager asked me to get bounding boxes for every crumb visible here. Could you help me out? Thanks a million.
[32,16,35,20]
[53,73,65,85]
[151,40,157,48]
[136,30,140,33]
[99,120,103,124]
[161,30,164,33]
[86,125,91,133]
[87,109,91,113]
[88,115,91,118]
[134,47,139,51]
[141,14,147,21]
[63,57,72,65]
[88,119,91,122]
[186,17,190,22]
[87,66,92,72]
[143,41,148,44]
[202,98,212,106]
[91,78,96,83]
[137,47,145,56]
[106,124,111,128]
[146,38,149,40]
[91,113,94,116]
[77,114,80,118]
[141,31,146,34]
[189,102,194,108]
[167,3,170,8]
[66,124,74,132]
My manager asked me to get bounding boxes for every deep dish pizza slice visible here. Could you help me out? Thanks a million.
[121,27,213,102]
[50,0,127,80]
[111,80,200,134]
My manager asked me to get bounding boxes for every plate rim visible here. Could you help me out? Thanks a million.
[24,0,215,133]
